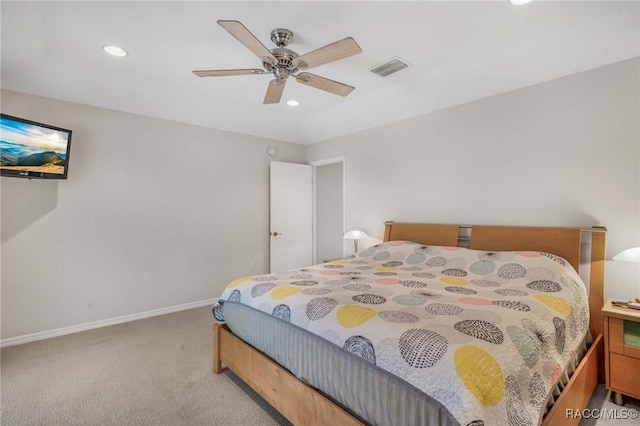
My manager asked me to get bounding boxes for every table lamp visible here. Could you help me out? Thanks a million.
[344,230,368,254]
[612,247,640,263]
[610,247,640,302]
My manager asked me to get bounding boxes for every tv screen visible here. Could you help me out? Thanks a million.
[1,114,73,179]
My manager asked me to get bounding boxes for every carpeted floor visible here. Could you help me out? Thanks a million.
[1,307,290,426]
[581,384,640,426]
[1,306,638,425]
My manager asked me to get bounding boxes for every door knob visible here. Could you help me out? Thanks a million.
[270,231,282,237]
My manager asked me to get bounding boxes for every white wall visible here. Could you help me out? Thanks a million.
[0,90,305,339]
[3,58,638,340]
[306,58,640,299]
[315,162,343,261]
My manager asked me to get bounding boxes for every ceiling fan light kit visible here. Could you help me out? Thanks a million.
[193,20,362,104]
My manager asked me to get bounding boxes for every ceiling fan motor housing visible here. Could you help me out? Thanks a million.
[263,47,299,80]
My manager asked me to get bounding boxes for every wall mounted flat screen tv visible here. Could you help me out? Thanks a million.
[1,114,73,179]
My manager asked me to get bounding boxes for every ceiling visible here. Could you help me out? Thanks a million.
[2,1,638,145]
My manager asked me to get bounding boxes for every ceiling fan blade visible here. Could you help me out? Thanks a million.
[193,69,267,77]
[217,20,277,66]
[264,79,286,104]
[292,37,362,70]
[295,72,354,97]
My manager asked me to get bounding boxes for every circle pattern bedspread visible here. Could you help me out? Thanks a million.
[215,241,590,426]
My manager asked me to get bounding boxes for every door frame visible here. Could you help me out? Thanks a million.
[309,156,346,264]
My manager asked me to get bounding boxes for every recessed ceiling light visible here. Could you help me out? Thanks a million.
[509,0,534,5]
[286,100,300,106]
[103,45,128,57]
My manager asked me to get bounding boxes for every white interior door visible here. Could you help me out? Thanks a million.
[270,161,312,272]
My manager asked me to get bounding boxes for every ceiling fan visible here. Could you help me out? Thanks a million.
[193,20,362,104]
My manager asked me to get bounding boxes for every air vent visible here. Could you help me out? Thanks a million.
[370,57,409,77]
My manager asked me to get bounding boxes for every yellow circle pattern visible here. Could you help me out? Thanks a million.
[375,266,398,272]
[336,305,377,328]
[228,276,252,288]
[535,295,570,317]
[271,287,301,300]
[454,345,505,406]
[439,277,469,286]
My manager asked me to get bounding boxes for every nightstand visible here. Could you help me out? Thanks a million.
[602,299,640,405]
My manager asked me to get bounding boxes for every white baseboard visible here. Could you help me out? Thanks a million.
[0,298,218,348]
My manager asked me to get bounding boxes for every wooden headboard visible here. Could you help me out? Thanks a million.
[382,222,607,338]
[383,222,460,247]
[470,226,582,271]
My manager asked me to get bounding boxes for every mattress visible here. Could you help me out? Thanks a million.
[214,241,592,426]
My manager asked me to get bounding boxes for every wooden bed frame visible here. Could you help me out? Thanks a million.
[213,222,607,426]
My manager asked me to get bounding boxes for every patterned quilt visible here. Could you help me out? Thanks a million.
[214,241,590,426]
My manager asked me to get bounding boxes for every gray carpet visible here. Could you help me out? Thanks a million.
[581,381,640,426]
[1,306,638,425]
[1,307,290,426]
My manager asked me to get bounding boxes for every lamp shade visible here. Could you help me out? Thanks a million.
[344,230,368,254]
[343,230,368,240]
[612,247,640,263]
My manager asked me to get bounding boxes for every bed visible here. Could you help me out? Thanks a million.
[212,222,606,426]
